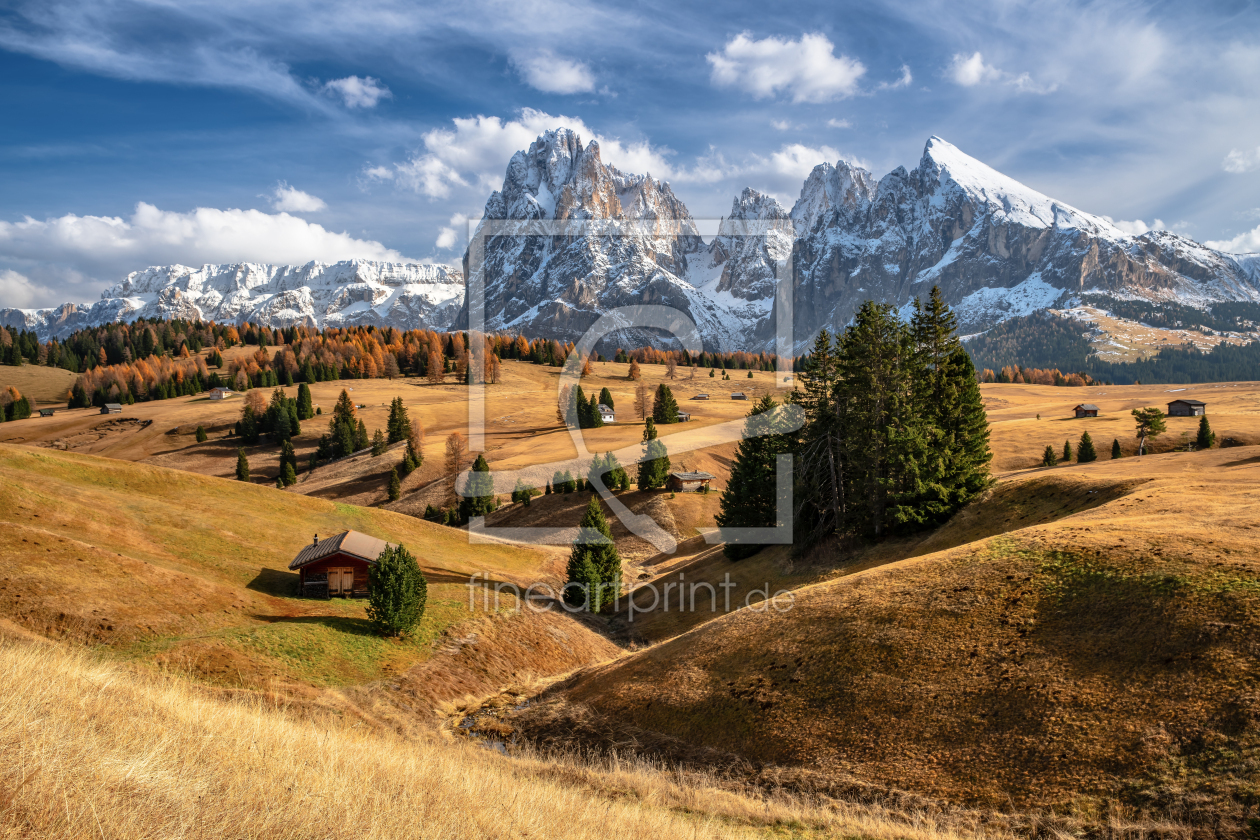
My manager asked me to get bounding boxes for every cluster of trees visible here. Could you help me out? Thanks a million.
[979,366,1102,386]
[564,496,622,612]
[1041,411,1217,467]
[68,353,211,407]
[0,387,31,422]
[718,288,992,559]
[618,345,787,373]
[315,390,369,461]
[1,327,44,367]
[235,388,304,445]
[1084,297,1260,334]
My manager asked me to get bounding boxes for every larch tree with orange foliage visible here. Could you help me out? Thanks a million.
[444,431,468,507]
[628,359,641,381]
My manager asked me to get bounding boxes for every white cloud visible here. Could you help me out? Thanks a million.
[364,166,394,181]
[878,64,913,90]
[435,212,478,250]
[0,203,408,293]
[948,52,1055,93]
[511,51,595,94]
[385,109,676,199]
[0,269,40,308]
[321,75,392,108]
[826,118,852,129]
[1206,225,1260,254]
[770,119,793,131]
[1104,216,1165,236]
[1223,147,1260,174]
[269,182,327,213]
[707,32,866,103]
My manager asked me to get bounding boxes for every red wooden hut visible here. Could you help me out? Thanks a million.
[289,530,394,598]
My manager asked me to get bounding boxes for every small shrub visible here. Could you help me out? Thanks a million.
[195,426,207,443]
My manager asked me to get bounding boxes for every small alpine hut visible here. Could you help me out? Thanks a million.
[667,470,715,492]
[676,410,691,421]
[38,407,56,418]
[100,403,122,415]
[691,393,709,400]
[597,403,615,423]
[1073,404,1099,418]
[290,530,395,598]
[1168,398,1206,417]
[730,392,747,400]
[209,387,234,400]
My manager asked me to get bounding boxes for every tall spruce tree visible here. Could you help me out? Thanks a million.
[652,384,680,424]
[636,417,671,489]
[1077,431,1097,463]
[1063,439,1073,463]
[1111,438,1122,459]
[1196,415,1216,450]
[564,496,621,612]
[716,395,790,560]
[296,382,315,420]
[588,393,604,428]
[235,449,250,481]
[387,397,411,443]
[366,544,427,636]
[598,387,614,410]
[387,467,401,501]
[1042,445,1058,467]
[459,454,497,521]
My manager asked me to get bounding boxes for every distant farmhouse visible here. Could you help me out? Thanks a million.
[101,403,122,415]
[209,387,234,400]
[1073,404,1099,418]
[597,403,615,423]
[730,393,747,400]
[691,394,709,400]
[290,531,394,598]
[1168,398,1206,417]
[667,471,714,493]
[38,408,56,418]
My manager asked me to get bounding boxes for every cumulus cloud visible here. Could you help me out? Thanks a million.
[707,32,866,103]
[1104,216,1165,236]
[949,52,1055,93]
[511,51,595,94]
[826,118,852,129]
[770,119,793,131]
[435,213,478,250]
[269,182,327,213]
[321,75,392,108]
[0,269,41,308]
[0,203,409,299]
[1223,146,1260,174]
[1206,225,1260,254]
[383,109,675,199]
[878,64,913,90]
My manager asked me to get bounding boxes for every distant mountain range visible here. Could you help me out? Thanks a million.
[6,131,1259,353]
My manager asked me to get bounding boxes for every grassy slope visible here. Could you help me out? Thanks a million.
[507,447,1260,830]
[0,443,614,696]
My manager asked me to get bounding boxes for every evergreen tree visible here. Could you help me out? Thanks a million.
[1042,445,1058,467]
[598,387,614,410]
[235,449,250,481]
[355,419,370,452]
[1132,407,1167,455]
[195,425,207,443]
[1196,415,1216,450]
[1077,431,1097,463]
[281,462,296,487]
[371,428,387,456]
[1063,439,1073,463]
[574,385,592,428]
[636,418,671,489]
[296,382,314,420]
[387,467,401,501]
[387,397,411,443]
[1111,438,1122,459]
[716,395,790,560]
[366,544,427,637]
[459,454,497,520]
[564,496,621,612]
[588,393,604,428]
[652,384,680,424]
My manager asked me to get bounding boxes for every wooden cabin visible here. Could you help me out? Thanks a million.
[597,403,615,423]
[289,530,394,598]
[1168,398,1206,417]
[209,387,233,400]
[101,403,122,415]
[666,471,715,492]
[1073,404,1099,418]
[38,408,56,418]
[676,411,691,421]
[730,393,747,400]
[691,394,709,400]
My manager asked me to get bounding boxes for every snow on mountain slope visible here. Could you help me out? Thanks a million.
[1,261,463,340]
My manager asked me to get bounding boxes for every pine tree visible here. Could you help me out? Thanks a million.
[564,496,621,612]
[574,385,592,428]
[195,425,207,443]
[296,382,314,420]
[717,395,789,560]
[1063,439,1073,463]
[1042,445,1058,467]
[599,387,614,410]
[281,462,296,487]
[366,544,427,637]
[636,418,671,489]
[459,454,496,520]
[588,393,604,427]
[371,428,387,456]
[355,419,370,452]
[387,397,411,443]
[652,384,679,424]
[236,449,250,481]
[387,467,401,501]
[1196,415,1216,450]
[1077,431,1097,463]
[1132,407,1167,455]
[1111,438,1122,459]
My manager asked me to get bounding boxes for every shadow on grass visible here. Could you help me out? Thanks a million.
[247,567,300,597]
[248,613,377,637]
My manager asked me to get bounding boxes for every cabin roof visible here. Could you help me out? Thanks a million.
[103,403,122,410]
[1074,404,1100,411]
[1168,398,1206,406]
[597,403,613,412]
[669,471,715,481]
[289,530,395,570]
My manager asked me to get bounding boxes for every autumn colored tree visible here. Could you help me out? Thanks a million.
[628,359,641,381]
[444,431,468,507]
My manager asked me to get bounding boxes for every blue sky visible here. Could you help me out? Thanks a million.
[2,0,1259,308]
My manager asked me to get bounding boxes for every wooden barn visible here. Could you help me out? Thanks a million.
[730,392,747,400]
[1073,404,1099,418]
[209,387,234,400]
[691,393,709,400]
[289,530,395,598]
[1168,398,1206,417]
[666,471,715,492]
[100,403,122,415]
[38,408,56,418]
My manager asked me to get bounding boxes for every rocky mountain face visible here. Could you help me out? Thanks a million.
[1,261,464,340]
[8,133,1259,352]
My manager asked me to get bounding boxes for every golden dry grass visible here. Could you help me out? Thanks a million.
[0,637,1000,840]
